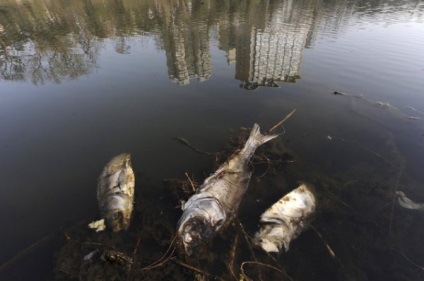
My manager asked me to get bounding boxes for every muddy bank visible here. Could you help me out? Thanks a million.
[54,127,424,281]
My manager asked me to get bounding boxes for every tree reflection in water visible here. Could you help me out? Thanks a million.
[2,0,420,86]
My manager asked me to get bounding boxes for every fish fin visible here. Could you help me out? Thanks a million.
[125,154,132,168]
[239,124,278,157]
[249,123,279,145]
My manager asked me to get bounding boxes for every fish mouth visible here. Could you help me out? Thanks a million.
[103,208,131,232]
[177,196,226,255]
[178,216,213,255]
[182,235,194,256]
[100,194,133,232]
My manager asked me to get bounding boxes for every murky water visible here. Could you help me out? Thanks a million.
[1,0,424,280]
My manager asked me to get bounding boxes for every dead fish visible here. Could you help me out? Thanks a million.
[254,183,316,253]
[177,124,278,255]
[396,191,424,211]
[97,153,135,232]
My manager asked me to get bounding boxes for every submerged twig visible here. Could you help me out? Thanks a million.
[139,235,177,271]
[173,137,214,156]
[128,234,143,281]
[322,188,355,212]
[61,231,106,247]
[311,226,336,259]
[0,233,55,272]
[266,109,296,134]
[251,155,273,179]
[228,232,239,280]
[240,261,288,281]
[174,259,220,276]
[310,225,355,280]
[391,248,424,271]
[133,236,142,257]
[237,221,254,253]
[184,172,197,192]
[236,221,292,281]
[329,136,398,167]
[236,221,264,281]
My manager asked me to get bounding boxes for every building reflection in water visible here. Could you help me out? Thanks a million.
[163,19,211,86]
[219,0,313,90]
[160,0,314,88]
[156,0,213,86]
[1,0,416,87]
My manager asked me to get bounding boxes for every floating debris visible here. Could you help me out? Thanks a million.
[333,92,423,121]
[332,91,364,98]
[101,249,133,267]
[396,191,424,211]
[97,153,135,232]
[374,101,392,108]
[83,249,100,261]
[88,219,106,232]
[177,124,278,255]
[333,91,348,96]
[254,183,316,253]
[406,106,424,116]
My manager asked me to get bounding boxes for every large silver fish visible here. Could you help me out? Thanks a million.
[254,183,316,253]
[177,124,278,255]
[97,153,135,232]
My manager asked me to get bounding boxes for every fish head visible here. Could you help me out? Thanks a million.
[254,224,290,253]
[107,153,132,171]
[100,194,133,232]
[177,197,226,255]
[178,215,215,255]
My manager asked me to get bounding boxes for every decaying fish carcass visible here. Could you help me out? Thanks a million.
[177,123,278,255]
[97,153,135,232]
[255,183,316,253]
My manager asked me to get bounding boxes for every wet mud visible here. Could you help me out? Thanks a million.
[54,127,424,281]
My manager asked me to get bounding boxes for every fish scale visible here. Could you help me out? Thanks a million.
[97,153,135,232]
[177,124,278,255]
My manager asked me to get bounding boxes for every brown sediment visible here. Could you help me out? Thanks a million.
[53,117,423,281]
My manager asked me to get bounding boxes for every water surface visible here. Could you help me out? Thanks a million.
[1,0,424,280]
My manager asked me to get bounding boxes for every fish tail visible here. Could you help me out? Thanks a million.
[242,124,278,155]
[250,123,279,145]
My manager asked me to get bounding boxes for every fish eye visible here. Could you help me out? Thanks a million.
[113,212,122,220]
[215,219,223,226]
[183,233,193,243]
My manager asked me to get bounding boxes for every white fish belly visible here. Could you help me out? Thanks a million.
[255,183,316,253]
